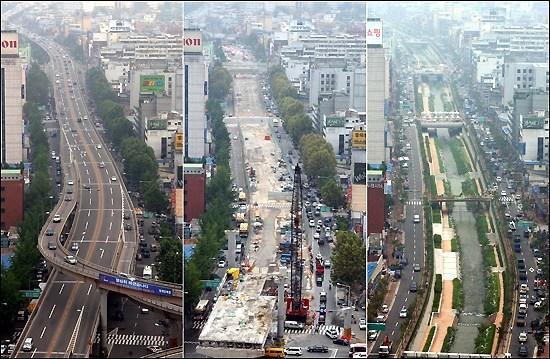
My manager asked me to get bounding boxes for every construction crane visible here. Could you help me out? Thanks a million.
[285,164,309,322]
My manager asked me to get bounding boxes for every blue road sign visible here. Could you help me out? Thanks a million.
[99,274,173,296]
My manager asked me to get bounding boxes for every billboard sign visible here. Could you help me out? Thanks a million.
[1,31,19,56]
[325,116,345,127]
[140,75,165,93]
[351,130,367,149]
[184,30,203,53]
[367,18,383,45]
[353,162,366,184]
[99,274,173,296]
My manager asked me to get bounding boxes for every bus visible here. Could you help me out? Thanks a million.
[143,265,152,279]
[349,343,367,357]
[239,223,249,237]
[272,118,279,127]
[238,191,247,203]
[193,299,210,321]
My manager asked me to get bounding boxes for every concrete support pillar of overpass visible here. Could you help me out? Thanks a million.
[276,267,287,345]
[99,289,109,357]
[166,314,182,347]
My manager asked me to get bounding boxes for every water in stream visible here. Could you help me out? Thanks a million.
[437,129,487,353]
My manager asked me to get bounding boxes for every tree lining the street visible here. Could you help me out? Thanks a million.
[330,231,366,290]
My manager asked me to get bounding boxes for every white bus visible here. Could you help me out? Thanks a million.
[143,265,152,279]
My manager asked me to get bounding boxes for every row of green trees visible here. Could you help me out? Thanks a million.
[155,223,183,284]
[184,62,235,314]
[268,67,344,208]
[86,67,167,213]
[242,32,267,62]
[0,63,53,335]
[54,33,84,62]
[330,231,366,290]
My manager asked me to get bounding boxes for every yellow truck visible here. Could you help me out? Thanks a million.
[238,191,247,203]
[236,212,246,223]
[239,223,249,237]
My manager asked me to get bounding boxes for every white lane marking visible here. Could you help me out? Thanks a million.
[105,235,109,243]
[88,210,90,217]
[75,249,80,256]
[109,222,112,230]
[110,187,113,195]
[89,197,92,205]
[59,284,65,295]
[31,348,37,358]
[106,168,109,175]
[100,248,104,259]
[40,326,47,339]
[111,197,114,206]
[85,221,88,229]
[391,330,395,336]
[405,297,408,302]
[49,305,56,319]
[87,283,93,296]
[395,321,399,327]
[88,177,91,183]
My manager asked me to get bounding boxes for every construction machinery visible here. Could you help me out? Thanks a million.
[285,164,309,322]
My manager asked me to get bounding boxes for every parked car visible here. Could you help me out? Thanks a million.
[306,346,328,353]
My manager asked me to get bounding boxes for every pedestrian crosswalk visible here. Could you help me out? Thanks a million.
[192,321,206,329]
[406,200,422,206]
[93,334,167,346]
[500,196,515,203]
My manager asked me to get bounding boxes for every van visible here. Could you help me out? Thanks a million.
[265,347,285,358]
[22,338,33,352]
[284,320,304,330]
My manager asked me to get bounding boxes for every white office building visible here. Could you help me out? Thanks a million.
[502,62,549,106]
[309,62,365,111]
[144,111,182,164]
[519,112,549,166]
[1,30,23,165]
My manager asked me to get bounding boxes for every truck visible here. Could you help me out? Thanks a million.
[378,336,392,357]
[236,212,246,223]
[315,258,325,277]
[143,265,152,280]
[239,223,249,237]
[193,299,210,321]
[238,191,247,203]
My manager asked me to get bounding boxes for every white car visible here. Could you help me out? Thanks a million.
[520,284,529,294]
[325,328,339,339]
[284,347,303,356]
[99,162,105,168]
[64,255,77,265]
[496,176,502,182]
[313,232,320,240]
[317,220,323,226]
[399,307,407,318]
[53,214,61,223]
[67,180,74,185]
[501,190,507,196]
[70,242,79,251]
[111,176,117,181]
[22,338,33,352]
[218,260,226,268]
[232,136,238,140]
[518,332,527,342]
[367,330,378,341]
[309,220,315,227]
[119,272,136,281]
[359,318,367,330]
[381,304,389,313]
[147,346,162,353]
[96,144,102,149]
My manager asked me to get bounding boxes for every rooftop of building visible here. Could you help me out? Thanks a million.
[198,273,276,346]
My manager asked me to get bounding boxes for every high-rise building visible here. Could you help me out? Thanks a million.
[184,28,207,160]
[367,18,386,168]
[1,30,23,165]
[1,169,24,230]
[183,163,206,223]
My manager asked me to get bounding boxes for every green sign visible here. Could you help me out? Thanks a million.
[147,119,167,130]
[523,116,545,129]
[19,289,41,298]
[367,323,386,331]
[140,75,165,93]
[325,116,346,127]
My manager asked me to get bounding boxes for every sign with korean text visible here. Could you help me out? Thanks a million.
[184,30,203,53]
[353,162,366,184]
[140,75,165,93]
[99,274,173,296]
[1,31,19,56]
[366,19,383,45]
[326,116,345,127]
[351,130,366,149]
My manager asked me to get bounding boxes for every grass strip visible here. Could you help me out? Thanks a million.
[452,278,464,310]
[423,326,436,352]
[450,137,472,175]
[434,137,446,173]
[425,137,433,163]
[484,272,499,315]
[475,324,496,354]
[432,274,443,312]
[441,327,456,353]
[434,234,442,249]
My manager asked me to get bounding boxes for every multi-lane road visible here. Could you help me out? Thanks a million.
[11,29,137,357]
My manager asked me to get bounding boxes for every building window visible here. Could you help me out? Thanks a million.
[523,69,527,73]
[321,74,325,78]
[528,69,532,74]
[517,77,521,81]
[517,69,521,73]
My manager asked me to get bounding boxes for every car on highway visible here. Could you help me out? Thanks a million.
[70,242,79,251]
[48,241,57,250]
[518,345,528,357]
[518,332,527,343]
[501,190,507,196]
[64,255,77,265]
[325,328,339,339]
[83,184,91,189]
[96,144,102,149]
[381,304,389,313]
[313,232,320,240]
[359,318,367,330]
[99,162,105,168]
[141,308,149,314]
[53,214,61,223]
[323,259,331,267]
[111,176,117,181]
[67,180,74,185]
[409,281,418,292]
[307,345,328,353]
[309,219,315,227]
[284,347,302,356]
[376,314,386,323]
[46,227,54,236]
[22,338,33,352]
[333,338,350,346]
[413,263,421,272]
[413,214,420,223]
[147,346,162,353]
[399,307,408,318]
[368,330,379,341]
[119,272,136,281]
[232,136,238,140]
[218,260,226,268]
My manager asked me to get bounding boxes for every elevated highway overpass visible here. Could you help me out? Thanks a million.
[11,24,182,358]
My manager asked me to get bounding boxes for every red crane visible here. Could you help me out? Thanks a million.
[285,164,309,322]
